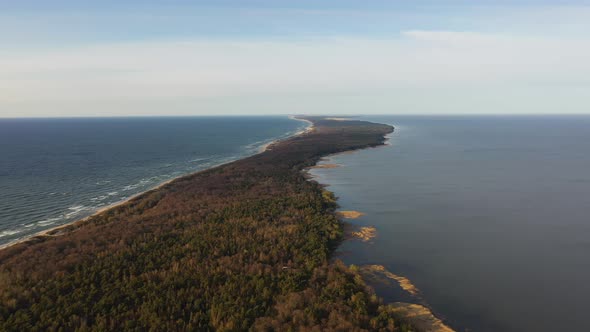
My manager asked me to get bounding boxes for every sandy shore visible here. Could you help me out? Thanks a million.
[0,171,184,251]
[336,210,365,219]
[389,303,455,332]
[349,226,377,242]
[258,116,314,153]
[0,116,315,251]
[360,265,420,296]
[325,117,352,121]
[310,163,341,169]
[306,123,455,331]
[289,116,315,135]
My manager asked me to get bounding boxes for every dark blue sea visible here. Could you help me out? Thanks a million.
[310,115,590,332]
[0,116,307,247]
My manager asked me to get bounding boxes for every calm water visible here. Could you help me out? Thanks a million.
[0,116,306,247]
[311,115,590,332]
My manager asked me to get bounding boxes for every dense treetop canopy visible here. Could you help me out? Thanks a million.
[0,117,406,331]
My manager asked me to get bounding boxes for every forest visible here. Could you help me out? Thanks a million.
[0,117,411,331]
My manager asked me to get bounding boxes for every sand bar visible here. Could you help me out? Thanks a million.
[337,210,365,219]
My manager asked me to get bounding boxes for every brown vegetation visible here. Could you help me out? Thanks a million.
[0,117,405,331]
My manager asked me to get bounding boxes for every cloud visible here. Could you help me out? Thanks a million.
[1,31,590,116]
[401,30,590,80]
[401,30,502,44]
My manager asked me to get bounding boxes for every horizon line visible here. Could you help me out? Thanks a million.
[2,113,590,119]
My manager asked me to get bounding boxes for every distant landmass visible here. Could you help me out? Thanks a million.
[0,117,453,331]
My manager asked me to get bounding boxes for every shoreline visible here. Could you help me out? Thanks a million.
[0,177,177,251]
[259,116,314,153]
[0,116,314,251]
[1,116,404,330]
[2,115,452,330]
[308,133,456,332]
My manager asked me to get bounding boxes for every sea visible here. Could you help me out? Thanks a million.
[310,115,590,332]
[0,116,307,247]
[2,114,589,331]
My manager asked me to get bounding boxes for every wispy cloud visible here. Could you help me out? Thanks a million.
[1,2,590,116]
[2,30,589,116]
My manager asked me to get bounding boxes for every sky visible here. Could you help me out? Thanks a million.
[1,1,590,117]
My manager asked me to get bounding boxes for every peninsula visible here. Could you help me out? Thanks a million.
[0,117,435,331]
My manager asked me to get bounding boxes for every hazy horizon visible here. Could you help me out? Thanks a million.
[2,1,590,117]
[4,113,590,119]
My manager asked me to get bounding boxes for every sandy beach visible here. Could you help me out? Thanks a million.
[259,116,314,153]
[0,175,178,250]
[1,116,315,251]
[336,210,365,219]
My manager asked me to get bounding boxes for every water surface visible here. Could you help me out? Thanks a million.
[0,116,305,246]
[311,115,590,332]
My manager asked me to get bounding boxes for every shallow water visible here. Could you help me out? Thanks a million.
[0,116,306,246]
[311,115,590,332]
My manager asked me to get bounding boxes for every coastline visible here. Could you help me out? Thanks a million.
[1,116,428,331]
[0,116,314,251]
[308,133,456,332]
[0,177,176,250]
[259,116,314,153]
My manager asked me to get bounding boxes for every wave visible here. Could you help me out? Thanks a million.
[241,123,308,153]
[37,216,63,225]
[188,157,214,163]
[0,117,309,247]
[65,205,92,218]
[1,150,272,245]
[0,229,23,238]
